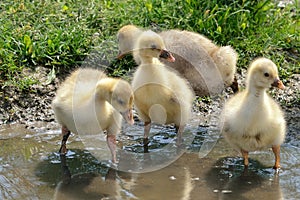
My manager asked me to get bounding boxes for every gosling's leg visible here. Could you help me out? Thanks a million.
[107,134,117,163]
[241,149,249,168]
[175,125,185,146]
[143,121,151,153]
[59,126,71,155]
[272,145,281,170]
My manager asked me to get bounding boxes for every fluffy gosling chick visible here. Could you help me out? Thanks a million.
[131,30,195,149]
[52,68,134,163]
[221,58,286,170]
[117,25,239,95]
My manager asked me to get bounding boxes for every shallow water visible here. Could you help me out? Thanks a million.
[0,118,299,200]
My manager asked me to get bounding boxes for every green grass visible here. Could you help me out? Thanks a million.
[0,0,299,90]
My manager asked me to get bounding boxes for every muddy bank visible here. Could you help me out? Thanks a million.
[0,67,58,125]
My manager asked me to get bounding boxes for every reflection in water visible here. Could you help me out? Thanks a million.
[43,151,290,200]
[60,155,71,185]
[37,147,299,200]
[182,167,194,200]
[53,153,200,200]
[53,154,138,200]
[53,170,132,200]
[205,157,283,200]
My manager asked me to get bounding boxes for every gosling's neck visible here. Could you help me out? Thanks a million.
[140,57,152,64]
[140,55,160,65]
[246,82,268,100]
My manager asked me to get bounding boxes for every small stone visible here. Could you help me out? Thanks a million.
[169,176,176,180]
[221,190,232,194]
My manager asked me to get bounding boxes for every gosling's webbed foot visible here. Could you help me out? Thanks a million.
[273,165,281,174]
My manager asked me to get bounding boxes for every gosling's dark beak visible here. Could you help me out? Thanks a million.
[121,109,134,125]
[271,78,285,90]
[159,50,175,63]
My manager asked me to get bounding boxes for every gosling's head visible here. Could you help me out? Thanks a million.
[111,79,134,125]
[247,58,285,90]
[136,30,175,62]
[117,25,142,59]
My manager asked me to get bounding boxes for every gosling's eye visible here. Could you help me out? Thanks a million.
[151,44,157,50]
[117,99,125,105]
[264,72,269,77]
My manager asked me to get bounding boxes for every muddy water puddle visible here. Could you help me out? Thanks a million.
[0,119,299,200]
